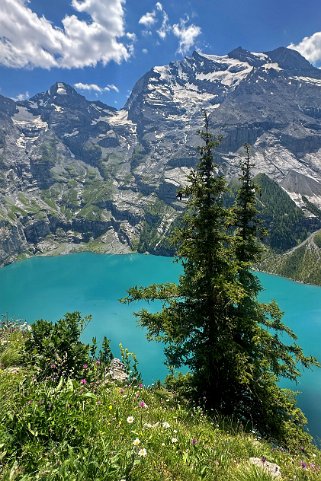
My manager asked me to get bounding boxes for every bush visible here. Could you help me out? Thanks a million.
[24,312,91,381]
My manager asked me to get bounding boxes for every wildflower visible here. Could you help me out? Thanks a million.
[108,405,113,410]
[80,378,87,385]
[127,416,135,424]
[171,437,178,443]
[139,383,143,388]
[143,423,152,428]
[191,438,198,445]
[133,438,141,446]
[162,422,170,429]
[83,363,88,369]
[96,360,101,365]
[139,401,148,408]
[138,448,147,457]
[300,461,307,469]
[50,363,56,369]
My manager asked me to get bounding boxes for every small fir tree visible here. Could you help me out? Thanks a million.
[124,114,318,445]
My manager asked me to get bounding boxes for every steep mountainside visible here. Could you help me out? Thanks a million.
[259,229,321,285]
[1,47,321,265]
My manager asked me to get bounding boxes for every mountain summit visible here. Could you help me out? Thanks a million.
[1,47,321,264]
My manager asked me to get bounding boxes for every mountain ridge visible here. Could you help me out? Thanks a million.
[1,46,321,271]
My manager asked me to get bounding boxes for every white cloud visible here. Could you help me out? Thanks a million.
[289,32,321,64]
[74,83,119,93]
[157,9,170,40]
[172,19,201,55]
[142,48,148,54]
[139,11,157,27]
[126,32,137,42]
[0,0,133,69]
[12,91,30,101]
[138,3,200,54]
[139,2,169,39]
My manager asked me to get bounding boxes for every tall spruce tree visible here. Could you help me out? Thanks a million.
[124,114,318,445]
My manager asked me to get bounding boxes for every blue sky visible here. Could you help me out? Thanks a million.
[1,0,321,108]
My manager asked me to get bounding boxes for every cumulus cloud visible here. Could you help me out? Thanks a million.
[12,91,30,101]
[139,2,170,39]
[289,32,321,64]
[156,4,170,40]
[0,0,133,69]
[139,11,157,27]
[138,3,200,53]
[74,83,119,93]
[172,19,201,55]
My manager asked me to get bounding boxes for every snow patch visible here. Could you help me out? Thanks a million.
[291,76,321,87]
[56,83,67,95]
[262,63,282,72]
[196,60,252,87]
[64,130,79,138]
[51,104,64,112]
[252,52,269,60]
[153,66,172,83]
[13,115,48,136]
[108,109,136,129]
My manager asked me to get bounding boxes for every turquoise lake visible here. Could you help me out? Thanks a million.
[0,252,321,442]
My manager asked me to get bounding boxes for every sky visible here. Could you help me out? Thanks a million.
[1,0,321,108]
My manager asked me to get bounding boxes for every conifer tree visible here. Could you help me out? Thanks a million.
[124,114,318,444]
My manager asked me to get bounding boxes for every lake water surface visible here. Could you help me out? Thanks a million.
[0,253,320,441]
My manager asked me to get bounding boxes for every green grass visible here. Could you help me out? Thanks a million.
[1,373,321,480]
[0,322,321,481]
[259,230,321,285]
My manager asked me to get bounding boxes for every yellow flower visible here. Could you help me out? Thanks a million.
[108,405,113,410]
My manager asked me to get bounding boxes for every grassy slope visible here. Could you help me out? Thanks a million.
[259,229,321,286]
[0,327,321,481]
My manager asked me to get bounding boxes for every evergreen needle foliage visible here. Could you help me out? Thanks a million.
[123,113,319,445]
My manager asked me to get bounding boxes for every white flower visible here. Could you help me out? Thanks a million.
[143,423,152,428]
[127,416,134,424]
[138,448,147,457]
[162,422,170,429]
[133,438,141,446]
[171,437,178,443]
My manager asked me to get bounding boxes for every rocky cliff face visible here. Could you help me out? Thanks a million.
[1,47,321,264]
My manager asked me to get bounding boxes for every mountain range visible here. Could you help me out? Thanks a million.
[1,46,321,277]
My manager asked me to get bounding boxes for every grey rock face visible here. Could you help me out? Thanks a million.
[2,48,321,263]
[106,358,128,382]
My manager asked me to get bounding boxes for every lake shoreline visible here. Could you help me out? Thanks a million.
[4,241,321,289]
